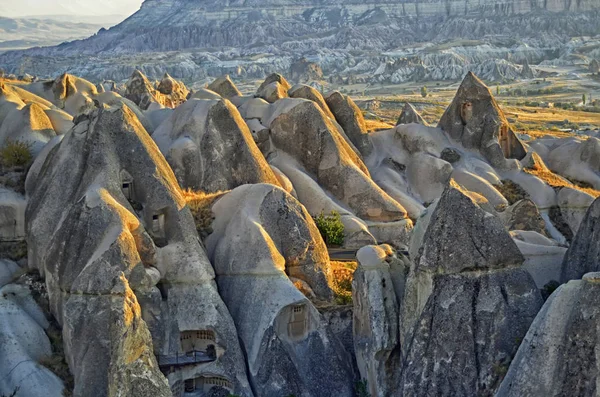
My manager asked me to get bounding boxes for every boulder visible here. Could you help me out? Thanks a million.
[561,197,600,282]
[207,75,242,98]
[497,272,600,397]
[156,72,189,107]
[289,58,324,83]
[400,181,542,396]
[325,91,374,157]
[257,73,292,94]
[23,73,97,114]
[256,81,288,103]
[500,199,547,235]
[26,105,252,396]
[124,69,165,110]
[396,102,429,126]
[438,72,527,169]
[152,98,279,192]
[288,84,335,120]
[205,184,355,397]
[557,187,596,234]
[511,230,567,289]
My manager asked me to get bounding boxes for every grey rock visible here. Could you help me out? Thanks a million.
[438,72,527,169]
[205,184,355,397]
[326,91,374,157]
[400,181,542,396]
[352,245,402,397]
[152,98,280,192]
[26,105,252,396]
[396,102,429,126]
[256,81,288,103]
[561,197,600,282]
[269,100,407,222]
[497,272,600,397]
[207,75,242,98]
[258,73,292,94]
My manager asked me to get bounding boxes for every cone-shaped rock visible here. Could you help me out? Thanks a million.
[396,102,429,126]
[438,72,527,168]
[208,75,242,98]
[399,181,542,396]
[152,98,279,192]
[326,91,374,157]
[497,272,600,397]
[205,184,355,397]
[561,197,600,282]
[258,73,292,94]
[26,104,252,396]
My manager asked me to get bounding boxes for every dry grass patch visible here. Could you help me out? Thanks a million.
[365,119,394,132]
[331,261,357,305]
[524,168,600,197]
[182,189,229,239]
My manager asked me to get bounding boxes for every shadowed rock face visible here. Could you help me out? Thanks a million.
[205,184,355,397]
[152,98,280,192]
[561,197,600,282]
[438,72,527,169]
[396,102,429,126]
[326,91,374,157]
[399,182,542,396]
[497,272,600,397]
[26,104,252,396]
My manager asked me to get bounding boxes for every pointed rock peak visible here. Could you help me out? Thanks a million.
[396,102,428,126]
[438,71,527,166]
[130,69,148,80]
[416,179,524,273]
[561,197,600,282]
[162,72,172,80]
[259,73,291,93]
[207,75,242,98]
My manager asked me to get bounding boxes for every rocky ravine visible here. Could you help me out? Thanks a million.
[1,0,600,83]
[1,68,600,396]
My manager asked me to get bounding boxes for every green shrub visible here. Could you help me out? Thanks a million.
[0,139,33,168]
[356,380,369,397]
[315,211,345,247]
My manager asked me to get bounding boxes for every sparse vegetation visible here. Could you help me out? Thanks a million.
[183,189,229,239]
[494,180,529,205]
[0,140,33,168]
[315,211,345,247]
[356,380,369,397]
[331,261,357,305]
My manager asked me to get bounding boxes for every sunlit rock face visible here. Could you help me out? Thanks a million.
[26,104,252,397]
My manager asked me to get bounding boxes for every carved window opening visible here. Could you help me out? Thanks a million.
[288,304,308,340]
[179,330,217,357]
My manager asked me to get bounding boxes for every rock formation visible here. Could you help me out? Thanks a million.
[399,182,543,396]
[204,183,355,396]
[590,59,600,75]
[497,272,600,397]
[396,102,429,126]
[152,98,279,192]
[438,72,527,169]
[561,197,600,282]
[326,91,374,157]
[207,75,242,98]
[352,244,405,397]
[26,104,252,396]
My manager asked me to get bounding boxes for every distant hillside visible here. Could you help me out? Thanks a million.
[0,15,126,51]
[1,0,599,83]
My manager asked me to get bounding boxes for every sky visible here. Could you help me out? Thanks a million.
[0,0,143,18]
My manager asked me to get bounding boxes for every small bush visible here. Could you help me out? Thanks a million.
[0,140,33,168]
[315,211,345,247]
[356,380,369,397]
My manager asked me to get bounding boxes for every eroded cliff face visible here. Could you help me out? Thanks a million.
[1,0,599,82]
